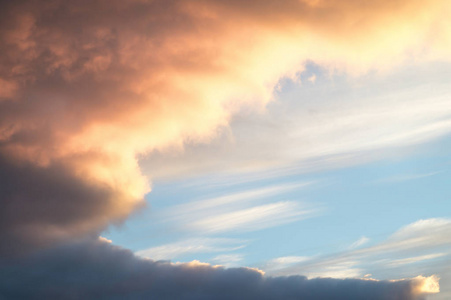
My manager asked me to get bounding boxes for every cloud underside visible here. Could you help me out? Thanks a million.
[0,238,432,300]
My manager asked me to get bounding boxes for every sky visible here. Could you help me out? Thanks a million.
[0,0,450,299]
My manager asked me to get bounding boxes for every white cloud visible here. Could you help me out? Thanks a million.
[264,256,311,272]
[373,171,441,184]
[135,238,247,261]
[349,236,370,249]
[210,254,245,267]
[166,182,313,218]
[98,236,112,244]
[389,218,451,241]
[263,218,451,281]
[306,263,363,279]
[157,182,320,235]
[387,253,447,267]
[187,201,315,234]
[307,74,316,83]
[141,63,451,181]
[271,256,311,265]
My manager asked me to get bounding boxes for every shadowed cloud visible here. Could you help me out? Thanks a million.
[0,152,143,256]
[0,238,434,300]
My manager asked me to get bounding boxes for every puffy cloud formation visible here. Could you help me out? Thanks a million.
[1,0,450,252]
[0,155,123,256]
[0,238,435,300]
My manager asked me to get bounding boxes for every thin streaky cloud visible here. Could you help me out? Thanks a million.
[264,256,312,272]
[153,183,321,237]
[264,218,451,279]
[348,236,370,249]
[166,182,313,216]
[187,201,315,234]
[210,254,245,267]
[387,253,448,267]
[135,238,247,261]
[373,171,442,184]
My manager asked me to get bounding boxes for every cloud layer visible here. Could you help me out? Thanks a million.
[1,0,450,252]
[0,238,434,300]
[263,218,451,291]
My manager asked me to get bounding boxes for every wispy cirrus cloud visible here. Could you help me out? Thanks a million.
[263,218,451,287]
[136,238,247,261]
[210,254,245,267]
[158,183,320,235]
[187,201,314,234]
[386,253,447,267]
[373,171,442,184]
[165,182,313,217]
[348,236,370,250]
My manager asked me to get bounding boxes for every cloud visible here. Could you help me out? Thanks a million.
[307,74,316,83]
[136,238,247,261]
[210,254,245,267]
[187,201,312,234]
[0,153,143,256]
[349,236,370,249]
[0,0,450,253]
[387,253,447,267]
[0,238,435,300]
[265,256,312,273]
[374,172,442,184]
[143,65,451,180]
[263,218,451,295]
[165,182,312,216]
[157,183,319,235]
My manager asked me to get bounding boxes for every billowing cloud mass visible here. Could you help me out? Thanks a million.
[0,238,436,300]
[1,0,450,252]
[0,0,449,298]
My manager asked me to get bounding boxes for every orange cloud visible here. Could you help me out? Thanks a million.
[0,0,450,253]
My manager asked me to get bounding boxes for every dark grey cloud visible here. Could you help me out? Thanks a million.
[0,238,427,300]
[0,152,143,257]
